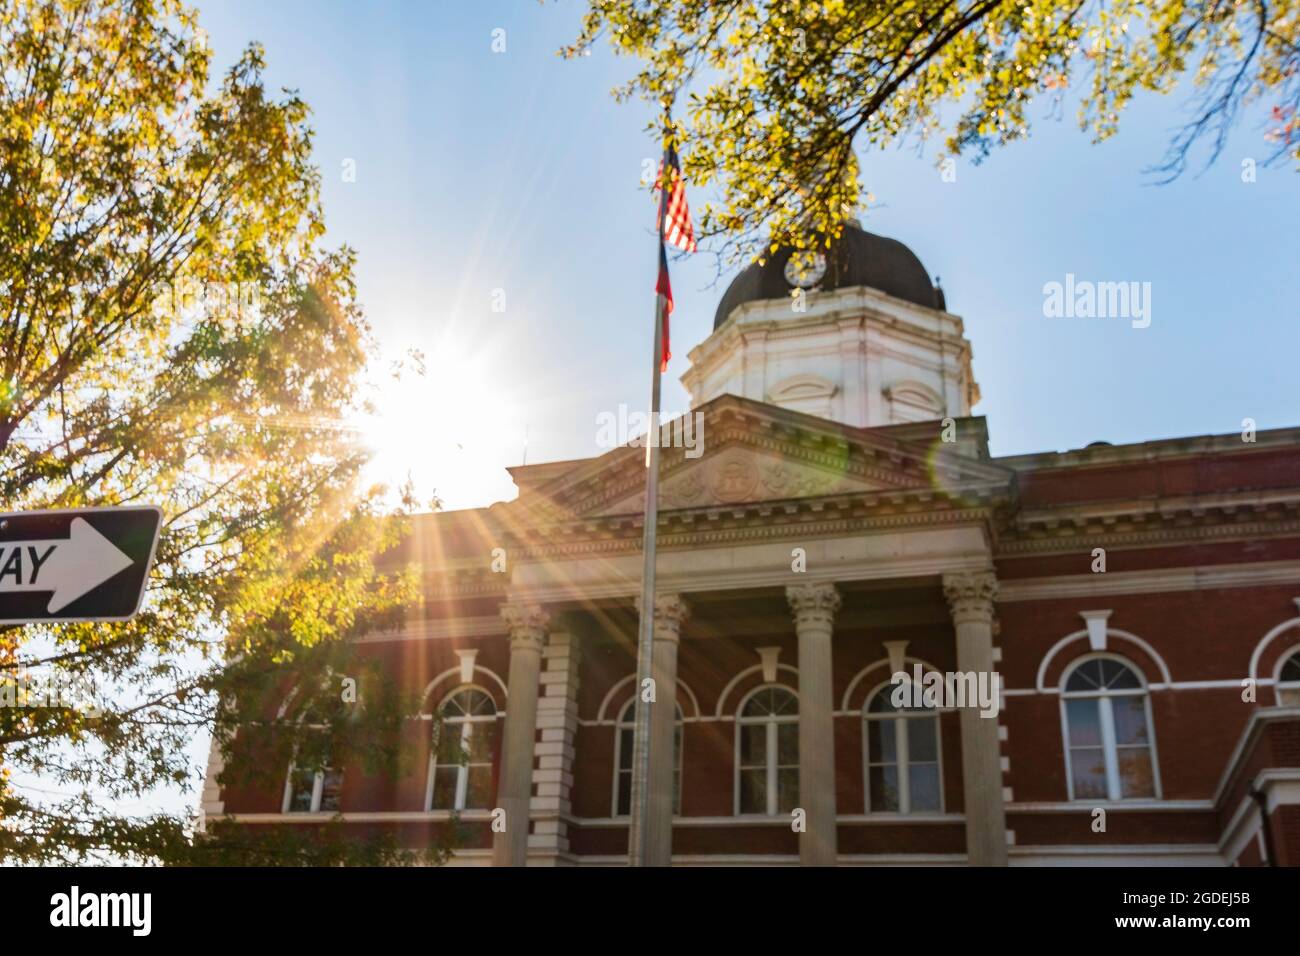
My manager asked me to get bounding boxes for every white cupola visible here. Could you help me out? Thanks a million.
[681,224,979,428]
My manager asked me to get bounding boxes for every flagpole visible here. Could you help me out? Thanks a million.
[628,113,673,868]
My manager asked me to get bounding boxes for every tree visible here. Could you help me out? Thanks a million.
[568,0,1300,263]
[0,0,440,864]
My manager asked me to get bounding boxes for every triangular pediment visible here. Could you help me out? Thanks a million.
[504,394,1012,521]
[595,441,898,515]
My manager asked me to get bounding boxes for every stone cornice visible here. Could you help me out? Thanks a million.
[408,495,1300,601]
[507,555,997,605]
[418,565,508,599]
[504,496,1004,563]
[997,509,1300,556]
[996,559,1300,603]
[1011,488,1300,529]
[693,283,966,360]
[996,426,1300,472]
[405,496,1002,602]
[363,561,1300,645]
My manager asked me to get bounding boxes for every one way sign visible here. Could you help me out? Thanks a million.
[0,506,162,625]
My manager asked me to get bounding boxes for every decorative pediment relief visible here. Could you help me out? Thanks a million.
[595,444,898,515]
[505,393,1012,522]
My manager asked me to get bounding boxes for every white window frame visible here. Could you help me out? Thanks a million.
[281,726,341,814]
[733,685,799,817]
[862,681,944,814]
[1059,654,1161,802]
[1274,647,1300,706]
[612,698,684,816]
[425,686,498,812]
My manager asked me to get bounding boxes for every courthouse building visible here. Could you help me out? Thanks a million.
[201,224,1300,865]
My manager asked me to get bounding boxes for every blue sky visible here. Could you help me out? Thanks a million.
[199,0,1297,512]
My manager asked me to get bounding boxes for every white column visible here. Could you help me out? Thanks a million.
[493,600,548,867]
[635,593,690,867]
[786,582,841,866]
[942,570,1008,866]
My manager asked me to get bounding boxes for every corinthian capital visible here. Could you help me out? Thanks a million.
[786,582,842,630]
[942,571,998,625]
[636,593,691,643]
[500,599,549,651]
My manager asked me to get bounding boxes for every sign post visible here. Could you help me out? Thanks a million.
[0,506,162,625]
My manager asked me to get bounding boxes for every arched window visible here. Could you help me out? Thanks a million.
[1277,649,1300,706]
[1061,657,1158,801]
[863,683,942,813]
[426,688,498,811]
[613,698,683,816]
[736,686,799,816]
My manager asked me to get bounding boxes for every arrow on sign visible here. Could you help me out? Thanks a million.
[0,517,135,613]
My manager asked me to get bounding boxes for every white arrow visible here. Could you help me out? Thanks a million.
[0,517,135,613]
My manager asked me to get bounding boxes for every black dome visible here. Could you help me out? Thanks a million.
[713,224,945,329]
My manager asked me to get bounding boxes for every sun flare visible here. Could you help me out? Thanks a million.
[355,332,524,512]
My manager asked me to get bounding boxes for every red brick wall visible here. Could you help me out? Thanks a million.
[220,633,513,815]
[1009,811,1219,846]
[1015,448,1300,508]
[996,586,1300,810]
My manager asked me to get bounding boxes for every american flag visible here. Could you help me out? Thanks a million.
[653,143,695,371]
[656,144,697,254]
